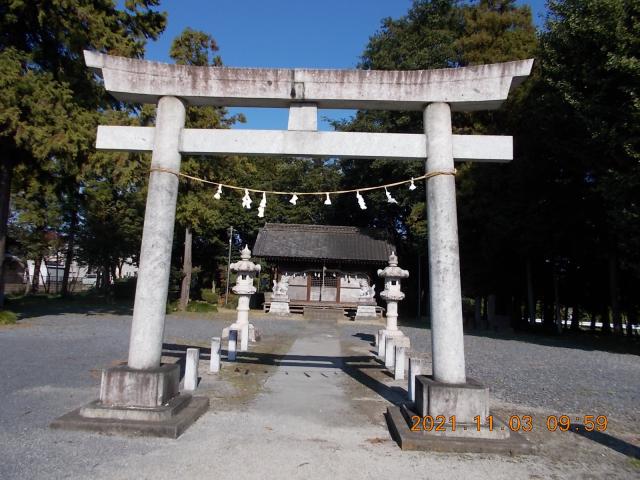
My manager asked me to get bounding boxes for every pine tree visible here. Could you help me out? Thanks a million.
[0,0,166,305]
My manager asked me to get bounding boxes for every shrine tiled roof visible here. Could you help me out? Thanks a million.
[253,223,394,264]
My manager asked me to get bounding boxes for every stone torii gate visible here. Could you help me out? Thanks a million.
[53,51,532,440]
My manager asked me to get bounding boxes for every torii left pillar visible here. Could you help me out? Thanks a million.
[51,96,210,438]
[129,96,185,370]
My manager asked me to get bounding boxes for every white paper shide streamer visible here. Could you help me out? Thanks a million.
[171,168,429,217]
[242,189,252,209]
[385,187,398,204]
[258,192,267,218]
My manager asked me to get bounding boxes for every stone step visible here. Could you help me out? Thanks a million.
[303,307,345,322]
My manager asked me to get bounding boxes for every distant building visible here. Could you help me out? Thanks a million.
[2,254,27,295]
[253,223,394,306]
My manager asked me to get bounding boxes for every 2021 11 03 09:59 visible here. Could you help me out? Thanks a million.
[409,415,608,432]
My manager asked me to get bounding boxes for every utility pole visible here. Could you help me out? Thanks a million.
[225,226,233,306]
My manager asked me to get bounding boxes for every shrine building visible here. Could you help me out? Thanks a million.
[252,223,394,314]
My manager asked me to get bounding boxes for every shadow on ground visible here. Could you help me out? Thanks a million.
[570,424,640,459]
[5,294,133,319]
[161,337,407,405]
[399,317,639,356]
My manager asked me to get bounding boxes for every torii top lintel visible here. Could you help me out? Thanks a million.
[84,51,533,112]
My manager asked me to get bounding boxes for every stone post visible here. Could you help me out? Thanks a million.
[377,330,386,358]
[210,337,221,373]
[128,96,186,370]
[394,346,407,380]
[184,348,199,391]
[424,102,466,384]
[228,329,238,362]
[385,337,396,369]
[408,356,430,403]
[237,297,250,351]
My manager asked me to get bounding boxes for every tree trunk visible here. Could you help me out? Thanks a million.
[0,158,15,308]
[98,268,106,289]
[511,294,523,329]
[553,272,562,334]
[570,305,580,332]
[543,297,554,332]
[627,309,637,337]
[60,206,78,297]
[481,296,488,329]
[608,253,622,334]
[179,227,192,311]
[487,294,496,329]
[526,258,536,326]
[601,305,611,334]
[102,264,112,288]
[474,295,482,329]
[31,256,43,293]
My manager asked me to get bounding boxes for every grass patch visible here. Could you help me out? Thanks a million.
[166,300,218,314]
[4,290,133,317]
[200,289,219,305]
[630,458,640,469]
[0,310,18,325]
[225,294,239,309]
[166,300,179,314]
[186,301,218,313]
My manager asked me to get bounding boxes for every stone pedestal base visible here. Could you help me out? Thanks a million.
[385,404,534,454]
[50,364,209,438]
[51,394,209,438]
[100,364,179,407]
[269,300,290,315]
[415,375,488,424]
[354,304,377,321]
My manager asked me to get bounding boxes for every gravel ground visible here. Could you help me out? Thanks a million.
[340,322,640,423]
[0,311,638,479]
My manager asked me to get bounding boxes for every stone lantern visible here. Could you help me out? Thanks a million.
[229,245,261,351]
[377,252,410,361]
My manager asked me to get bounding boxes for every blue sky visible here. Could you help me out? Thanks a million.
[142,0,547,131]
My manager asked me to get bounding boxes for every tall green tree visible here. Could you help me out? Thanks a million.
[335,0,537,317]
[537,0,640,332]
[0,0,166,305]
[75,109,153,287]
[168,27,245,309]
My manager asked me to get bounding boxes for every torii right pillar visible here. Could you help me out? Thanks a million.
[394,99,536,453]
[413,100,489,426]
[424,102,467,386]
